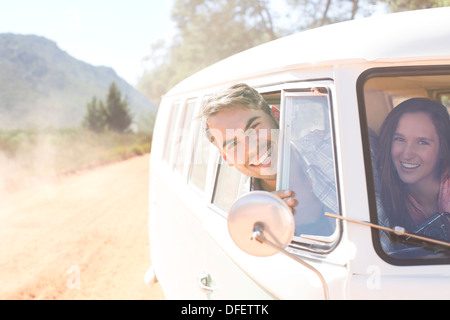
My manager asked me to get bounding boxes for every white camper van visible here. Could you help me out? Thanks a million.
[146,8,450,300]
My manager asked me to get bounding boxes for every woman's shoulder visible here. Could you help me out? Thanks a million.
[440,172,450,212]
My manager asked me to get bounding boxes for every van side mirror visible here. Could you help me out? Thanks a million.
[227,191,329,299]
[227,191,294,257]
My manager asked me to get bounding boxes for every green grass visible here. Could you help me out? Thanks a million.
[0,128,152,191]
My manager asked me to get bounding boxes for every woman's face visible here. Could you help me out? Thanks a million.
[391,112,441,189]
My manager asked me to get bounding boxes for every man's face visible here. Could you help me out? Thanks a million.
[207,107,279,181]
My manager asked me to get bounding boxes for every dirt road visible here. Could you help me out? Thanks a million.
[0,155,164,300]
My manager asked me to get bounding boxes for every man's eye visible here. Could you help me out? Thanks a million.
[228,138,239,150]
[250,122,261,130]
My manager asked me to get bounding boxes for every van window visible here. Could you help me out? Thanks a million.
[163,101,181,163]
[173,99,197,173]
[280,90,340,252]
[212,157,248,213]
[358,67,450,265]
[188,119,212,191]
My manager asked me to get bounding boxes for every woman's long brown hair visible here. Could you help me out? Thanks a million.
[375,98,450,229]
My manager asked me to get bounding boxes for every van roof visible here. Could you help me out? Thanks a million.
[167,7,450,96]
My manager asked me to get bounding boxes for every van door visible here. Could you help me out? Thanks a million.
[350,66,450,299]
[150,97,275,299]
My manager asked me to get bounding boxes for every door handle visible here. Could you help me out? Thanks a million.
[198,273,218,294]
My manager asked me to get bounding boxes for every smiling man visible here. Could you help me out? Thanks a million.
[201,83,344,237]
[206,105,278,190]
[200,83,292,203]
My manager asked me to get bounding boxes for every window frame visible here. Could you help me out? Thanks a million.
[211,156,248,213]
[356,65,450,266]
[279,87,342,254]
[187,98,215,194]
[163,100,181,164]
[206,82,343,254]
[172,98,198,174]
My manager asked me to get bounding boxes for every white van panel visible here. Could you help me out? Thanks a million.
[149,168,274,299]
[349,274,450,300]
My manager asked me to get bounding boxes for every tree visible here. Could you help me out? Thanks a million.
[137,0,450,105]
[378,0,450,11]
[284,0,380,32]
[138,0,279,105]
[82,82,132,133]
[82,97,107,132]
[104,82,132,133]
[285,0,449,32]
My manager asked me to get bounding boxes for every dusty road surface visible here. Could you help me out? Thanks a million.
[0,155,165,300]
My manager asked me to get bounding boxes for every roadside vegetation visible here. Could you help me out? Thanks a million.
[0,82,153,193]
[0,127,152,192]
[0,128,151,171]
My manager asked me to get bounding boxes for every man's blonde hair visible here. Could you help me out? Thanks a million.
[202,83,270,117]
[200,83,273,142]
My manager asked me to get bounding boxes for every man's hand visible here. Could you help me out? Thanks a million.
[272,189,296,210]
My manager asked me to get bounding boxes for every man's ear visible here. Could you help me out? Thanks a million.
[219,150,227,161]
[218,150,234,166]
[270,105,280,122]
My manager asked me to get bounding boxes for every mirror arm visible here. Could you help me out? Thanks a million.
[325,213,450,248]
[251,223,329,300]
[251,223,266,244]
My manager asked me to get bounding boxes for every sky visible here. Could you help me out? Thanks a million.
[0,1,174,86]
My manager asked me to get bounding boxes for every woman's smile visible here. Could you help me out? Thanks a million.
[400,161,420,170]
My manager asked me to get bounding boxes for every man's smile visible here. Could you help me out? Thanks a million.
[250,148,272,167]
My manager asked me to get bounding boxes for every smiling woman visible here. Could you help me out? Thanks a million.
[376,98,450,239]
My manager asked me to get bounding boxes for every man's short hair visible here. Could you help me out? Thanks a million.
[200,83,272,142]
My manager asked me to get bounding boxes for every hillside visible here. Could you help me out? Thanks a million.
[0,33,157,130]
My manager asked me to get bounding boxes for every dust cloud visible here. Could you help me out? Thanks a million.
[0,154,164,300]
[0,134,59,196]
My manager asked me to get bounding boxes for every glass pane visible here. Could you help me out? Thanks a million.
[212,159,247,212]
[163,102,180,162]
[189,124,212,191]
[361,71,450,262]
[283,95,339,240]
[174,100,197,172]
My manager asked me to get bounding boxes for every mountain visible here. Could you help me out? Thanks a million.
[0,33,157,130]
